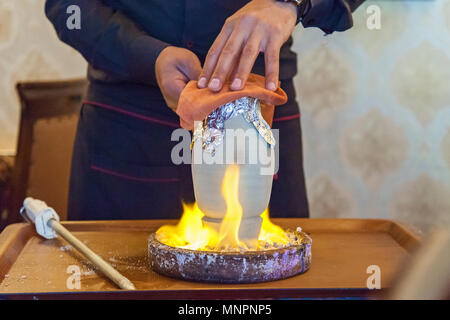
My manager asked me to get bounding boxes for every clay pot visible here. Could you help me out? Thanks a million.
[191,100,275,248]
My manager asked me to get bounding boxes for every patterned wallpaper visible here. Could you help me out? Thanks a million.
[0,0,449,233]
[293,0,450,233]
[0,0,86,154]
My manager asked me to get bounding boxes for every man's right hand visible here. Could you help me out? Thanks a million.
[155,46,202,117]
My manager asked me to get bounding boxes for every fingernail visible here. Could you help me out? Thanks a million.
[267,82,277,91]
[231,78,242,90]
[209,78,220,91]
[198,77,207,88]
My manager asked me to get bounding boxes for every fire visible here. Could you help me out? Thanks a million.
[215,164,248,250]
[155,202,217,250]
[156,165,289,251]
[258,209,289,246]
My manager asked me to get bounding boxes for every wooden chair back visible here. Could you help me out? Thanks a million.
[5,79,87,226]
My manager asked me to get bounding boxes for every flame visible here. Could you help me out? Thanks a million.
[155,202,217,250]
[258,208,289,246]
[156,165,289,251]
[215,164,248,250]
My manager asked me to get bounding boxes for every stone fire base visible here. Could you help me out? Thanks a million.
[148,230,312,283]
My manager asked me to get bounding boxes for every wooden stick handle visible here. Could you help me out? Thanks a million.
[49,219,136,290]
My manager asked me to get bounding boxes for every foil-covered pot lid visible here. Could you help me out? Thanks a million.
[192,97,275,155]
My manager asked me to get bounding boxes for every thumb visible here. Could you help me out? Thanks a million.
[172,78,188,97]
[163,77,188,113]
[180,53,202,81]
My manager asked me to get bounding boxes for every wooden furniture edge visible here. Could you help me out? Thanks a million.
[0,287,384,300]
[0,223,35,281]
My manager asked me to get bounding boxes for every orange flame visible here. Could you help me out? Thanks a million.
[156,165,288,251]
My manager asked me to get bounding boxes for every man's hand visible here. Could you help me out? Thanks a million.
[155,46,202,113]
[197,0,297,92]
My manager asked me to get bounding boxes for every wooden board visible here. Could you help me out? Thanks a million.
[0,218,420,299]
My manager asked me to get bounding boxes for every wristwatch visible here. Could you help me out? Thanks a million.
[275,0,311,25]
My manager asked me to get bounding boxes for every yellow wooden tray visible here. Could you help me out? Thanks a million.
[0,218,420,299]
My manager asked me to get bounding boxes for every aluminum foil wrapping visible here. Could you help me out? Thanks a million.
[192,97,275,155]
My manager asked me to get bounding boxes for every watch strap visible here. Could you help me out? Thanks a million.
[276,0,312,25]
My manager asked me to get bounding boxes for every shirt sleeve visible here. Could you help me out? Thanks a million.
[45,0,170,86]
[301,0,366,34]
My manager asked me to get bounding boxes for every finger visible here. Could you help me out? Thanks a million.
[208,30,246,92]
[198,23,233,88]
[264,42,280,91]
[165,77,189,112]
[172,77,188,97]
[230,31,262,91]
[180,53,202,81]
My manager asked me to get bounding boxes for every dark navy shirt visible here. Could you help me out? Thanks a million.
[46,0,364,120]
